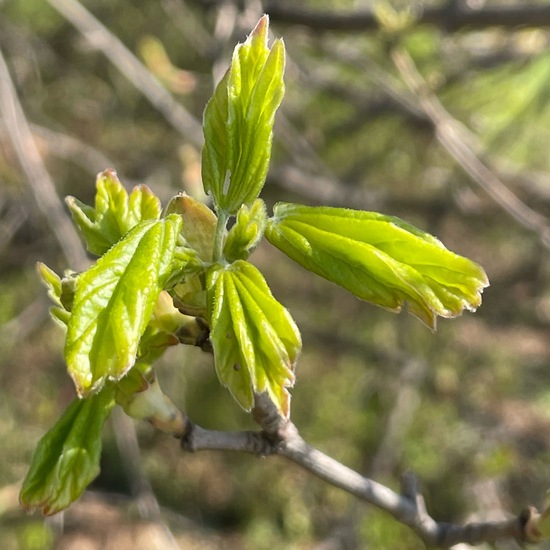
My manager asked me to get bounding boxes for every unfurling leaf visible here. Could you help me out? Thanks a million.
[265,203,489,329]
[207,260,301,417]
[164,193,217,261]
[36,262,71,326]
[66,169,161,256]
[65,215,182,397]
[223,199,267,261]
[202,15,285,214]
[19,387,115,515]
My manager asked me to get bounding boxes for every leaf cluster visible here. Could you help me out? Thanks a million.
[20,16,488,516]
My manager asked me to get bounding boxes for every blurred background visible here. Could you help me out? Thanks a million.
[2,0,550,548]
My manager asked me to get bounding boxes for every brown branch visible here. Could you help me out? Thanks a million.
[179,413,535,548]
[265,3,550,33]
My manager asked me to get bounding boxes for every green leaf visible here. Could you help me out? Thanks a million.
[207,260,301,417]
[223,199,267,261]
[37,262,69,326]
[65,215,182,396]
[201,15,285,214]
[19,387,116,515]
[66,169,161,256]
[265,203,489,329]
[36,263,79,326]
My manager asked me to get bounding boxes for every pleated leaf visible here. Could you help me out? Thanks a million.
[65,215,182,396]
[202,15,285,214]
[265,203,489,329]
[207,260,301,416]
[66,169,161,256]
[19,387,115,515]
[223,199,267,261]
[37,262,71,327]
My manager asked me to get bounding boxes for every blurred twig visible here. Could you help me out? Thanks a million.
[29,124,115,175]
[0,49,88,270]
[268,164,383,209]
[390,46,550,247]
[161,0,214,59]
[370,357,426,477]
[110,408,180,550]
[0,198,27,255]
[46,0,204,148]
[211,0,239,84]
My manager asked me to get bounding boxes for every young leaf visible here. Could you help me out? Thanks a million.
[202,15,285,214]
[37,262,70,326]
[65,215,182,396]
[19,386,116,515]
[223,199,267,261]
[164,193,217,261]
[207,260,301,417]
[265,203,489,329]
[66,169,161,256]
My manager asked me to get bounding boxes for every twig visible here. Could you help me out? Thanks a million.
[46,0,204,148]
[0,48,88,270]
[180,412,532,548]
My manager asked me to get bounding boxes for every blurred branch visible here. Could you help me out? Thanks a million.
[265,2,550,32]
[390,46,550,247]
[46,0,204,148]
[29,124,115,175]
[110,409,180,549]
[211,0,239,83]
[369,357,426,477]
[180,411,535,548]
[0,198,27,255]
[268,164,383,209]
[0,49,89,270]
[317,40,550,222]
[161,0,214,59]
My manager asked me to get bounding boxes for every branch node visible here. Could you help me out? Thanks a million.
[400,470,428,515]
[521,506,543,543]
[180,419,197,452]
[251,431,277,457]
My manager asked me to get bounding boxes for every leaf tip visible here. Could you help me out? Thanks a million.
[251,14,269,41]
[97,167,119,181]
